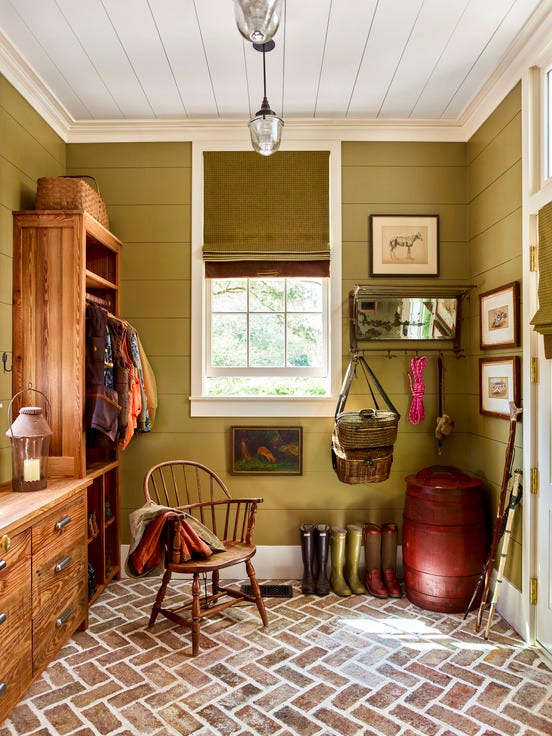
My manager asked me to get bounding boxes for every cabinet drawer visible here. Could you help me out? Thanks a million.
[32,494,86,552]
[0,529,31,597]
[32,583,86,674]
[0,574,32,648]
[0,621,32,723]
[33,539,86,613]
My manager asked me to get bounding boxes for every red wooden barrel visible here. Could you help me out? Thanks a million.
[402,466,487,613]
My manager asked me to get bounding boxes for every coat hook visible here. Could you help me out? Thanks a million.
[2,352,12,372]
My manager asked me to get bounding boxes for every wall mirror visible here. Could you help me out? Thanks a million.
[351,285,472,348]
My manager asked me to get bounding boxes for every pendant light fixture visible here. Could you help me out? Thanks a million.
[233,0,283,44]
[249,41,284,157]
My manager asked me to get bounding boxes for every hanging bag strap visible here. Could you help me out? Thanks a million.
[335,353,400,419]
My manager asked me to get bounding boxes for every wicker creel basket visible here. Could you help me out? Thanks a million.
[331,431,393,484]
[35,176,109,229]
[335,408,399,449]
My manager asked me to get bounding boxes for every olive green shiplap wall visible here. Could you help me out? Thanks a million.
[465,83,523,589]
[0,76,65,484]
[340,141,471,523]
[67,140,475,547]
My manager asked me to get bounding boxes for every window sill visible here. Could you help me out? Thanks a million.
[189,395,337,418]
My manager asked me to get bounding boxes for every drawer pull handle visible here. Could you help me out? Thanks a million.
[55,515,72,531]
[0,612,5,626]
[56,608,73,628]
[0,535,10,553]
[55,555,72,573]
[0,560,5,573]
[0,681,6,697]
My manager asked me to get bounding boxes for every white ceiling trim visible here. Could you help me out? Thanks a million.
[0,29,73,138]
[460,0,552,140]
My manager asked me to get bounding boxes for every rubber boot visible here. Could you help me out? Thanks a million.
[363,523,388,599]
[330,527,352,596]
[381,522,402,598]
[344,525,367,594]
[314,524,331,595]
[300,524,316,594]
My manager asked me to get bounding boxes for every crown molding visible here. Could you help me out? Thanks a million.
[459,0,552,139]
[0,30,73,140]
[64,116,466,144]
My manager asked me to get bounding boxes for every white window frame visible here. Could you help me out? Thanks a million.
[190,140,342,417]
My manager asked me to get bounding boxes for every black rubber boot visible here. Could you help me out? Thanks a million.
[314,524,331,595]
[300,524,316,594]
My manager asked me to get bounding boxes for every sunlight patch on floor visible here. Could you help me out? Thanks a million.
[341,615,497,652]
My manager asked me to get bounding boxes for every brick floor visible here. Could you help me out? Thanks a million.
[1,578,552,735]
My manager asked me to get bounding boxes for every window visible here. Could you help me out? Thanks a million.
[206,277,328,396]
[190,141,341,418]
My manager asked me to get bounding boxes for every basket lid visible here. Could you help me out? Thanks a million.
[405,465,481,490]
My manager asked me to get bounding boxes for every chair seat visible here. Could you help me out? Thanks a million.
[167,540,256,574]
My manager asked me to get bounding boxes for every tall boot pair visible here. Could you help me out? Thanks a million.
[329,525,366,597]
[300,524,331,595]
[364,522,402,599]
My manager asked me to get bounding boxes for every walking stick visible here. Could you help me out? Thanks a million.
[483,469,523,639]
[473,401,522,633]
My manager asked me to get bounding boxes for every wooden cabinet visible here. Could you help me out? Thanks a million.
[0,479,90,723]
[12,210,122,604]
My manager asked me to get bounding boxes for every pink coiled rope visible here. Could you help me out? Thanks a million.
[408,355,427,425]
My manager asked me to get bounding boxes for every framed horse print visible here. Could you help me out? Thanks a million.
[370,214,439,276]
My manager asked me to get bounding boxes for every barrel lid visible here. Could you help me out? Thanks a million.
[405,465,481,490]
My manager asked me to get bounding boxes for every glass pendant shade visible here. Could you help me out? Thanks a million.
[249,98,284,156]
[234,0,283,44]
[6,401,52,492]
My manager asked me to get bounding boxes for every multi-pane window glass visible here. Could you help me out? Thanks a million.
[207,278,328,396]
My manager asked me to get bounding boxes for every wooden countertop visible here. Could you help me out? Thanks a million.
[0,477,92,536]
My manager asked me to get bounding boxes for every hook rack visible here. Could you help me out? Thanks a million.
[2,352,12,372]
[353,347,465,360]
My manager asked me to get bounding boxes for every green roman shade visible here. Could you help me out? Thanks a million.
[203,150,330,277]
[531,200,552,356]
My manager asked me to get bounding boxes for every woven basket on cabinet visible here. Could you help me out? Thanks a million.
[35,176,109,229]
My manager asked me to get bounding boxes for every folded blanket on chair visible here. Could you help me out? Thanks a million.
[126,502,226,577]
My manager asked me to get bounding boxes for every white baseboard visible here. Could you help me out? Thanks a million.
[120,544,403,581]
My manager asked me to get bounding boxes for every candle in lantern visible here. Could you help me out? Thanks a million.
[23,458,41,482]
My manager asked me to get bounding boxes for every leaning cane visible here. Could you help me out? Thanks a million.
[474,401,522,632]
[483,469,523,640]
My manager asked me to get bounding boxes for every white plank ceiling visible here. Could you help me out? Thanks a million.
[0,0,549,128]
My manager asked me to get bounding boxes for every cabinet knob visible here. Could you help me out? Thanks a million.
[0,535,10,554]
[55,516,72,531]
[0,560,6,573]
[0,681,6,697]
[55,555,73,573]
[56,608,73,628]
[0,612,6,626]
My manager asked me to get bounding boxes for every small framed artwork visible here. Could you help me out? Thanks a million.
[370,214,439,276]
[480,282,520,350]
[231,426,303,475]
[479,356,520,418]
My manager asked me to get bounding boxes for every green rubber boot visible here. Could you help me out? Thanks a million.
[344,525,367,594]
[330,527,352,596]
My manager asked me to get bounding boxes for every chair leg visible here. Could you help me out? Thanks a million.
[212,569,220,596]
[245,559,268,626]
[149,569,172,628]
[191,573,202,657]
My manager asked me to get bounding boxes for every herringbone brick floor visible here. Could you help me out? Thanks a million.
[1,577,551,736]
